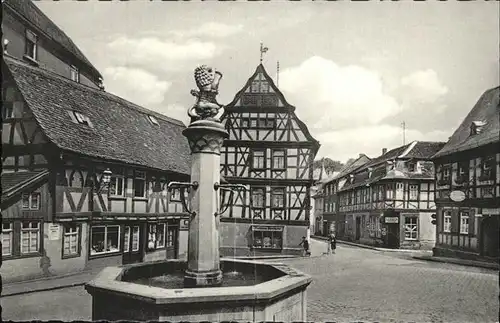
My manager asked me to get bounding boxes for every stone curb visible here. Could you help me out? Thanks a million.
[311,236,432,253]
[412,255,500,270]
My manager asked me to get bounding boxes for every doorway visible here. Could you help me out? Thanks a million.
[122,223,144,265]
[323,221,329,236]
[166,224,178,259]
[355,217,361,240]
[386,224,400,249]
[481,216,500,258]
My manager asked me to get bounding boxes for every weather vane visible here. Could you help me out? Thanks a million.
[260,42,269,63]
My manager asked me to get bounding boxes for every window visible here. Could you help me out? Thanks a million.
[408,162,416,172]
[251,81,260,93]
[460,212,469,234]
[170,188,181,202]
[260,81,270,93]
[457,161,469,184]
[109,171,125,197]
[386,184,394,199]
[147,223,166,250]
[272,150,285,169]
[241,118,250,128]
[73,111,90,126]
[90,225,120,255]
[148,115,159,126]
[252,226,283,249]
[480,156,496,180]
[21,222,41,254]
[124,226,140,252]
[443,210,452,233]
[2,223,13,256]
[271,188,285,208]
[69,170,84,187]
[250,119,257,128]
[439,166,451,184]
[404,217,418,240]
[251,188,265,208]
[396,183,404,191]
[63,223,80,257]
[409,185,418,200]
[22,192,40,210]
[2,102,13,119]
[252,150,265,169]
[166,227,175,247]
[70,65,79,82]
[134,171,146,197]
[25,30,37,60]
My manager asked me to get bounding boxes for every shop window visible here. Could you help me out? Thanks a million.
[90,225,120,255]
[404,217,418,240]
[110,169,125,196]
[134,171,146,197]
[63,223,80,257]
[252,150,266,169]
[271,188,285,208]
[2,223,13,256]
[147,223,166,250]
[460,212,469,234]
[252,226,283,249]
[251,188,265,208]
[443,210,452,233]
[21,221,41,254]
[22,192,40,210]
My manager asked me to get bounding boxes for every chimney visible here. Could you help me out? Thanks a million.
[382,148,387,155]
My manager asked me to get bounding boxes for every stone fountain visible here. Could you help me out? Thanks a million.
[85,66,312,322]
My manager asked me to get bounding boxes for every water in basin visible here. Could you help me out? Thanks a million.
[132,270,268,289]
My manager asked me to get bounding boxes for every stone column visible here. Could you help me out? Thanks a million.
[182,119,228,287]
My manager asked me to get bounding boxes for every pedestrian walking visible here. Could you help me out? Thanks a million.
[299,236,311,257]
[328,232,336,254]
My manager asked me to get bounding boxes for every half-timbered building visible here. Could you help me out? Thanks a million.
[337,142,445,249]
[219,64,320,256]
[1,1,190,283]
[432,86,500,262]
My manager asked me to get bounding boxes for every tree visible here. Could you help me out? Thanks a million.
[313,157,344,174]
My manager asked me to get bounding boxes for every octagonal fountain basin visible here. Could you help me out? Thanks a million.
[85,258,312,322]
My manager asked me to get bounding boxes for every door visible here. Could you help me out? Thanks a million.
[166,225,178,259]
[386,223,400,249]
[481,216,500,258]
[355,217,361,240]
[323,221,329,236]
[122,224,144,264]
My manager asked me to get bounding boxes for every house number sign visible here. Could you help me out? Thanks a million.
[48,224,61,241]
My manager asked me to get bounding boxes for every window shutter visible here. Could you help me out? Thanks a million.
[469,209,475,236]
[451,209,459,233]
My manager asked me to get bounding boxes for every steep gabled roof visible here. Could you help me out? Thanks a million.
[433,86,500,159]
[363,141,445,169]
[3,56,190,175]
[4,0,102,80]
[1,170,49,205]
[324,154,371,185]
[225,64,320,152]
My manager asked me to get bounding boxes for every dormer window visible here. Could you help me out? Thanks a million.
[25,30,37,61]
[70,111,92,127]
[70,65,79,82]
[148,115,159,126]
[408,162,416,172]
[470,121,487,135]
[367,167,373,178]
[349,174,354,183]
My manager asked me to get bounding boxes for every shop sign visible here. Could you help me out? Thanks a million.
[251,225,283,232]
[384,217,399,224]
[48,223,61,241]
[450,190,466,202]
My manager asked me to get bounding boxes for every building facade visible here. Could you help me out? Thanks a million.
[219,64,320,256]
[337,142,445,250]
[432,86,500,262]
[1,1,191,283]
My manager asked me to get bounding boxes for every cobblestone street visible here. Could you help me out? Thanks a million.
[2,240,498,322]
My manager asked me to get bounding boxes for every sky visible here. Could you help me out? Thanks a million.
[37,0,499,163]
